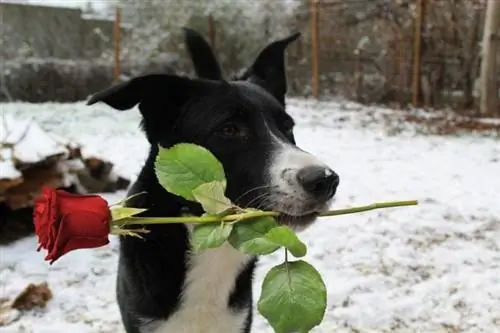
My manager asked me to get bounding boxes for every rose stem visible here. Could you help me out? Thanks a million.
[111,200,418,226]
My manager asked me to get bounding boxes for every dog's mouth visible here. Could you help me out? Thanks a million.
[234,189,335,230]
[271,200,334,230]
[274,208,327,230]
[277,212,317,225]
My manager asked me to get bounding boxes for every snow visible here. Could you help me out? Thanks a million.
[0,151,22,180]
[0,113,71,165]
[1,99,499,333]
[4,0,108,11]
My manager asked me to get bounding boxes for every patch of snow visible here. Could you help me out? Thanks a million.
[0,149,22,180]
[0,113,70,164]
[0,161,22,180]
[0,306,21,326]
[56,159,87,193]
[0,99,499,333]
[4,0,108,11]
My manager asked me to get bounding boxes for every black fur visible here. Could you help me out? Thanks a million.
[182,27,223,81]
[87,32,333,333]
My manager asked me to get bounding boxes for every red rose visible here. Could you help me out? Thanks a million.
[33,187,112,264]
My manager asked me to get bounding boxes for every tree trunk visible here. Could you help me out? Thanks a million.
[479,0,500,117]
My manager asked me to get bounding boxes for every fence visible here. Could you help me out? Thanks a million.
[300,0,499,113]
[110,0,497,114]
[1,1,499,115]
[0,3,174,103]
[0,2,124,59]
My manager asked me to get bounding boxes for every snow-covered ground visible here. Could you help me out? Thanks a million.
[1,99,499,333]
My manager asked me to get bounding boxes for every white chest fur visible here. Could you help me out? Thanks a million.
[142,240,252,333]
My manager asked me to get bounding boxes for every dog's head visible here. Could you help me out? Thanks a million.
[87,36,338,228]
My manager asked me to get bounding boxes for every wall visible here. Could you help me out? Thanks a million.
[0,2,119,59]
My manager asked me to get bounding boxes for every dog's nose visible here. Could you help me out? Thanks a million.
[297,166,339,200]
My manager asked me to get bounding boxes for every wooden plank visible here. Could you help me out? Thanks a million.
[412,0,426,107]
[114,6,122,81]
[311,0,320,98]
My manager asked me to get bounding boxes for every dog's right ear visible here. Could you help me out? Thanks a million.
[87,74,221,142]
[182,27,223,80]
[87,77,142,110]
[240,32,301,105]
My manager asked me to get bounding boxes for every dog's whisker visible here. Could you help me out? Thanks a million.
[255,197,275,212]
[244,192,271,210]
[233,184,277,204]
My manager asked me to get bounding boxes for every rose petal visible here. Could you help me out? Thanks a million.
[46,236,110,264]
[45,212,110,263]
[46,189,61,249]
[33,187,60,250]
[56,191,110,214]
[61,211,110,239]
[33,189,112,263]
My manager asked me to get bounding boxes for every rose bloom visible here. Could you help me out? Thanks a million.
[33,187,112,264]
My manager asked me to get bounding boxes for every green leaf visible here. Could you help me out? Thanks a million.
[192,181,232,214]
[155,143,226,201]
[257,260,327,333]
[264,226,307,258]
[110,207,148,221]
[228,218,307,258]
[191,223,233,252]
[228,217,281,255]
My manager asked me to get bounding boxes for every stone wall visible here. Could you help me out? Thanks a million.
[0,3,120,59]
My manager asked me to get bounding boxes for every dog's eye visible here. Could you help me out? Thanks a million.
[284,124,294,136]
[217,123,247,138]
[282,119,295,136]
[283,124,295,142]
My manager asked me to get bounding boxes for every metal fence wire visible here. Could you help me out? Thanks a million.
[1,0,498,113]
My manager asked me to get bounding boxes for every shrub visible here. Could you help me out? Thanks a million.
[0,57,179,103]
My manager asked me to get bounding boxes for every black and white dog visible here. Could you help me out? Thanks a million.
[87,31,339,333]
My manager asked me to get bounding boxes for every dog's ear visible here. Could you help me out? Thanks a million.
[241,32,300,105]
[87,77,143,111]
[87,74,210,111]
[182,27,223,80]
[87,74,219,141]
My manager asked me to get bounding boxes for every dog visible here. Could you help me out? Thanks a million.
[87,32,340,333]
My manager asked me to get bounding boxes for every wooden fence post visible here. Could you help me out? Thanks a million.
[479,0,500,116]
[354,49,363,101]
[399,38,407,106]
[411,0,426,107]
[311,0,320,98]
[208,14,216,50]
[493,36,500,116]
[114,6,122,82]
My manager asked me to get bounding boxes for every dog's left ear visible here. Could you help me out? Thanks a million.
[182,27,223,80]
[241,32,301,105]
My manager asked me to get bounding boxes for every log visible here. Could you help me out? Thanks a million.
[0,150,23,195]
[0,114,130,244]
